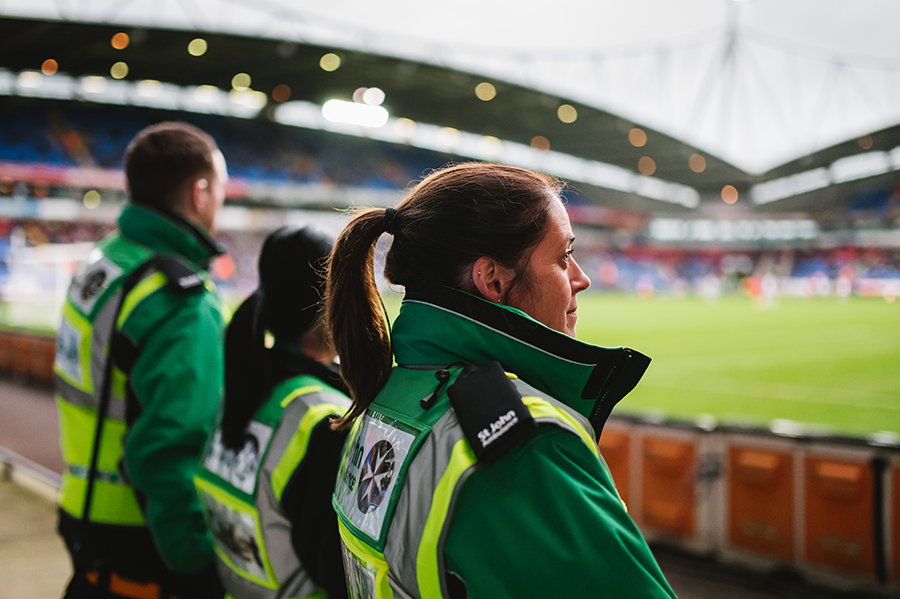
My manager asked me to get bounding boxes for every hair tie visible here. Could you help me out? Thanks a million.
[383,206,397,235]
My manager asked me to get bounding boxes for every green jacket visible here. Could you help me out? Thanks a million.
[55,203,224,574]
[333,283,676,599]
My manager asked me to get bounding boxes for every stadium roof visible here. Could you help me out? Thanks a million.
[1,0,899,215]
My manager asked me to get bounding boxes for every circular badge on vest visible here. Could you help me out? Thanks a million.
[357,440,395,513]
[81,269,107,302]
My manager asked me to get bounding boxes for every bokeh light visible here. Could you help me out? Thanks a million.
[638,156,656,175]
[110,62,128,79]
[689,153,707,173]
[722,185,739,204]
[320,53,341,72]
[629,128,647,147]
[531,136,550,152]
[83,190,101,209]
[272,84,291,103]
[81,76,107,94]
[41,59,58,75]
[136,79,162,97]
[194,85,220,104]
[858,134,873,150]
[229,89,268,110]
[438,127,462,147]
[394,118,417,138]
[111,32,129,50]
[475,82,496,101]
[188,38,208,57]
[557,104,577,123]
[18,71,42,88]
[363,87,385,106]
[231,73,251,91]
[480,135,502,156]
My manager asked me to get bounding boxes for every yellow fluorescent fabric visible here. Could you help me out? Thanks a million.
[116,272,166,328]
[56,398,127,472]
[59,473,145,524]
[417,439,476,599]
[271,402,343,502]
[280,386,324,408]
[521,396,598,457]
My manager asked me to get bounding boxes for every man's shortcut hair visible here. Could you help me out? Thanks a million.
[124,121,219,210]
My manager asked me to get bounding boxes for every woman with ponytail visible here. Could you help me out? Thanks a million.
[194,227,350,599]
[328,163,676,599]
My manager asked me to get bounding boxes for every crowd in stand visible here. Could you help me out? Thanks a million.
[3,215,899,305]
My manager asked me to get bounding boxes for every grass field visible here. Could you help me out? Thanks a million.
[571,293,900,438]
[5,291,899,438]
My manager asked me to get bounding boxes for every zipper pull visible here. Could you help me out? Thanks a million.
[420,369,451,410]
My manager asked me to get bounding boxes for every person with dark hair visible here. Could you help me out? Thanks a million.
[55,121,229,598]
[327,162,677,598]
[194,226,351,599]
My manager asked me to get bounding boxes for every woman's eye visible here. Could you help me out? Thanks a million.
[563,249,573,262]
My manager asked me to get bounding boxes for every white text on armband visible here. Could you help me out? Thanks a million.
[476,410,518,448]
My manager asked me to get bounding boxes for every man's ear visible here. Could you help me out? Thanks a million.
[471,257,515,304]
[189,177,209,214]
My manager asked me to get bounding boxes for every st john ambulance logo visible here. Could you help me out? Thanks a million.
[357,440,395,513]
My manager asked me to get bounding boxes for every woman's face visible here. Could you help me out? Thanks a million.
[508,197,591,337]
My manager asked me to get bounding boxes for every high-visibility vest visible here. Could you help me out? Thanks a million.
[55,234,208,527]
[194,376,350,599]
[333,374,601,599]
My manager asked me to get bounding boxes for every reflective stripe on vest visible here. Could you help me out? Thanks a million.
[195,383,349,599]
[55,253,165,525]
[336,379,597,599]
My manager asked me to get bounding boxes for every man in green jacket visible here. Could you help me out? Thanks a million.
[55,122,228,599]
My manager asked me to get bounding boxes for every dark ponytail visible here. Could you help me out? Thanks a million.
[327,162,560,430]
[326,209,393,430]
[221,226,333,449]
[220,291,269,449]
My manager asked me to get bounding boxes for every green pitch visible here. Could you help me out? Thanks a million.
[575,294,900,438]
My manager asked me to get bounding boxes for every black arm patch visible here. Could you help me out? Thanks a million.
[447,361,536,465]
[153,254,206,295]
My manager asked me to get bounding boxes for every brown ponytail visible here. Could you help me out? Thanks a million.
[326,208,393,429]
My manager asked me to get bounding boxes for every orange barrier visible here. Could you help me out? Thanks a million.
[598,426,631,507]
[30,335,57,384]
[0,329,56,384]
[803,454,877,577]
[640,433,697,539]
[727,445,795,562]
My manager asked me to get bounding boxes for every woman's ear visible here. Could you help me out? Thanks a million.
[471,257,515,304]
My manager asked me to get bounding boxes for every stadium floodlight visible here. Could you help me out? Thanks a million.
[136,79,162,98]
[890,146,900,170]
[228,89,267,110]
[81,76,108,94]
[830,151,890,183]
[322,99,389,128]
[17,71,42,89]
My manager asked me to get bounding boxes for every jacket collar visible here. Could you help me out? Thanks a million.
[270,341,349,397]
[392,283,650,430]
[118,203,223,270]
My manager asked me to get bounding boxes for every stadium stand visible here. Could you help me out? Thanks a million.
[0,96,449,191]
